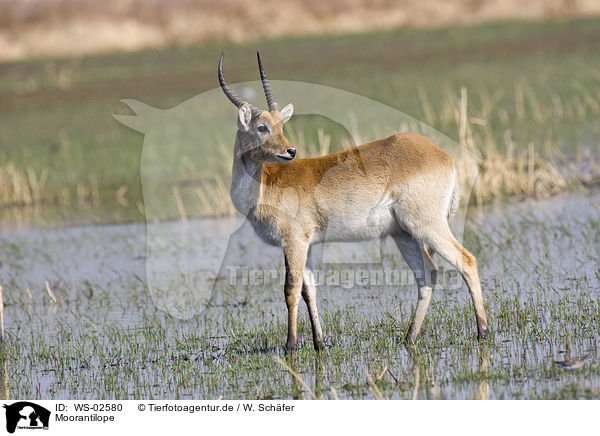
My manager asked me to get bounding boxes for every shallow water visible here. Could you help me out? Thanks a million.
[0,189,599,399]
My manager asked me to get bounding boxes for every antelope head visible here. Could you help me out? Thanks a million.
[219,52,296,163]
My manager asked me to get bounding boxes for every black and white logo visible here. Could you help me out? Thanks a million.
[2,402,50,433]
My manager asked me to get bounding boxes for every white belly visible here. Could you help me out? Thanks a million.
[313,206,397,243]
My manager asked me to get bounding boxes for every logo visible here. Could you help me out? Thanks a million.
[2,402,50,433]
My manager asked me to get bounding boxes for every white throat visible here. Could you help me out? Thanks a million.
[230,138,263,217]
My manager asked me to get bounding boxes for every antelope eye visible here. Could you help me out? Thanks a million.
[257,125,268,133]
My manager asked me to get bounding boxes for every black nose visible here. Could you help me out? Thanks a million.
[286,148,296,158]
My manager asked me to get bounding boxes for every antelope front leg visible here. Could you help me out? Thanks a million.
[302,266,325,350]
[283,240,309,352]
[301,246,325,350]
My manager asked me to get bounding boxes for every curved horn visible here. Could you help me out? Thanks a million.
[218,52,244,107]
[257,52,279,112]
[218,52,263,118]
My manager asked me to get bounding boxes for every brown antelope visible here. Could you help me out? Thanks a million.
[218,52,489,351]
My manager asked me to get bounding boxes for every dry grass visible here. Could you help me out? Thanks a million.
[453,87,570,207]
[0,164,48,207]
[0,164,104,209]
[1,0,600,61]
[273,355,318,400]
[2,82,598,219]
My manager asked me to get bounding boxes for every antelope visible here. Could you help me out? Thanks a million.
[218,52,489,351]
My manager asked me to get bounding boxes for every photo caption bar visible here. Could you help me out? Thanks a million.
[0,400,596,435]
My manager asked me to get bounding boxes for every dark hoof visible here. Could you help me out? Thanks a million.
[313,341,325,351]
[285,343,297,353]
[477,326,490,341]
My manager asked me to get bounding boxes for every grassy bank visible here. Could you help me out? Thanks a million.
[1,17,600,227]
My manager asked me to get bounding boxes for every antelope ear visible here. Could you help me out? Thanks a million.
[280,103,294,124]
[237,104,252,132]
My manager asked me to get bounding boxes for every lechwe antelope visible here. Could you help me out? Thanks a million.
[219,52,489,351]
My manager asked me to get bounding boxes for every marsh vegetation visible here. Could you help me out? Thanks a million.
[0,190,599,399]
[1,18,600,227]
[1,17,599,399]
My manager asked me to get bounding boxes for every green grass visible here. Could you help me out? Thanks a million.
[3,280,600,399]
[1,189,599,399]
[1,17,600,227]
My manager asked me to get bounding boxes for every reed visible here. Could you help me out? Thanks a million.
[1,80,598,220]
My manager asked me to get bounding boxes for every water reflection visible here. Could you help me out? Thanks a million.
[1,359,9,400]
[408,343,490,400]
[473,343,490,400]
